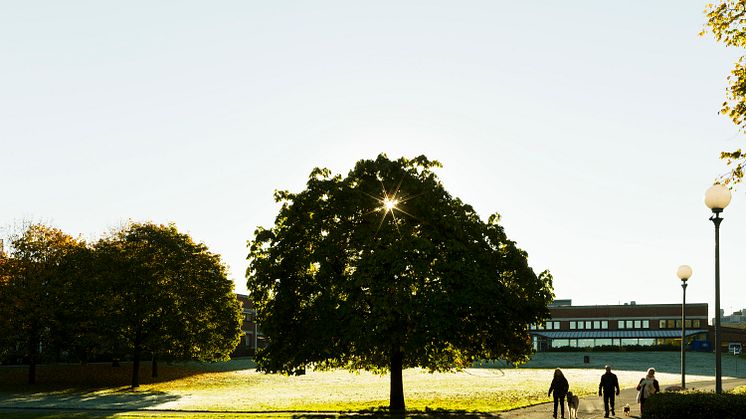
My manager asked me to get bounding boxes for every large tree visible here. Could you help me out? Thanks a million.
[247,154,553,411]
[96,222,242,387]
[704,0,746,185]
[0,224,85,384]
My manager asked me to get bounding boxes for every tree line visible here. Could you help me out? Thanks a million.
[0,222,242,387]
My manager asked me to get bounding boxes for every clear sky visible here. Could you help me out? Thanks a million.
[2,1,745,319]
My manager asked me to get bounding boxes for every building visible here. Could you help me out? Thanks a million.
[716,308,746,327]
[232,294,266,357]
[530,300,710,351]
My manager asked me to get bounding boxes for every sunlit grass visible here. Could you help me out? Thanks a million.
[0,352,741,415]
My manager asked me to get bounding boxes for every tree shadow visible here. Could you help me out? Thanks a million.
[0,387,180,411]
[0,357,258,390]
[290,409,504,418]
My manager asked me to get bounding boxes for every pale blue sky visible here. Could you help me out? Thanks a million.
[2,1,745,319]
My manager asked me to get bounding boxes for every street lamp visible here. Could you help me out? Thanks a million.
[704,183,732,394]
[677,264,692,389]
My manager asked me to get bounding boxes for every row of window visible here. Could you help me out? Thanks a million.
[549,338,657,348]
[617,320,649,329]
[571,320,610,330]
[531,318,704,331]
[659,319,702,329]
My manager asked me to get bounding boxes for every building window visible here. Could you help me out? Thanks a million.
[634,320,641,329]
[602,320,609,329]
[659,320,666,329]
[585,321,592,329]
[551,339,570,348]
[685,320,692,328]
[570,321,576,330]
[554,321,561,329]
[593,321,600,329]
[626,320,634,328]
[667,320,675,328]
[693,320,701,328]
[618,320,625,329]
[642,320,649,328]
[578,339,594,347]
[577,321,584,330]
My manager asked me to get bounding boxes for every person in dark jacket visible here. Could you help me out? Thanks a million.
[548,368,569,419]
[598,365,620,418]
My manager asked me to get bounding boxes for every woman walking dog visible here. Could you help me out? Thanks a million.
[548,368,570,419]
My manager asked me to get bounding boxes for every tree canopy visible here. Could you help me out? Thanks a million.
[247,154,554,411]
[97,222,242,387]
[704,0,746,185]
[0,222,242,388]
[0,224,86,384]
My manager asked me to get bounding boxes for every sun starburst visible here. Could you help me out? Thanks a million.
[362,177,420,238]
[383,196,399,212]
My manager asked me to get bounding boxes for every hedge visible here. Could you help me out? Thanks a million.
[643,392,746,419]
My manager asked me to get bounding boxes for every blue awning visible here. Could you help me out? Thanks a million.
[529,330,707,339]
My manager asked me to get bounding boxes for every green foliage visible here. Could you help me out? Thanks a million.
[703,0,746,185]
[0,222,242,388]
[643,392,746,419]
[0,224,86,381]
[97,222,242,376]
[247,154,554,408]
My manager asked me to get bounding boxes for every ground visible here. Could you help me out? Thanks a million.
[0,352,745,417]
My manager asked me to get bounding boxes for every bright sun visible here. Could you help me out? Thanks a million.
[383,196,399,212]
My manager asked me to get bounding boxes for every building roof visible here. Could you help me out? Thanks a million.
[530,330,707,339]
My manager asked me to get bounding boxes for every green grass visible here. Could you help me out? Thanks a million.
[0,352,737,416]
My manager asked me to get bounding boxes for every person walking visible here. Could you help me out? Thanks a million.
[598,365,620,418]
[636,367,660,416]
[548,368,569,419]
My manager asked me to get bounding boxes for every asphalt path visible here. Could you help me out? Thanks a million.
[499,378,746,419]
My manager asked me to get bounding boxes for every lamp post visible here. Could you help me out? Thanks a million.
[704,184,732,394]
[677,264,692,389]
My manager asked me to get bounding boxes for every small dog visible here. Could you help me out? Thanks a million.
[623,403,631,416]
[566,391,579,419]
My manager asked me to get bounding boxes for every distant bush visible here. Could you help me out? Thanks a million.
[643,392,746,419]
[545,344,680,353]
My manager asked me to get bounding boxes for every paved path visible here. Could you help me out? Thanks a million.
[499,378,746,419]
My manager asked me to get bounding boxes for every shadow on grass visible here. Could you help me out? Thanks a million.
[0,387,180,411]
[0,411,115,419]
[288,407,503,418]
[0,357,257,390]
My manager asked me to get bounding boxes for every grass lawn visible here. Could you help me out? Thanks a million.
[1,352,744,417]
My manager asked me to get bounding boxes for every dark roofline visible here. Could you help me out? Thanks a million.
[551,303,708,309]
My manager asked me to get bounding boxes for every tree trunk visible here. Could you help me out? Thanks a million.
[28,337,38,385]
[131,348,140,388]
[389,349,405,412]
[131,328,142,388]
[151,353,158,378]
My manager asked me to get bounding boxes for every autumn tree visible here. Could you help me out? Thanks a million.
[0,224,86,384]
[704,0,746,185]
[247,154,553,411]
[96,222,242,387]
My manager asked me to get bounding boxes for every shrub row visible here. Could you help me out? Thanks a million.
[546,344,682,353]
[643,392,746,419]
